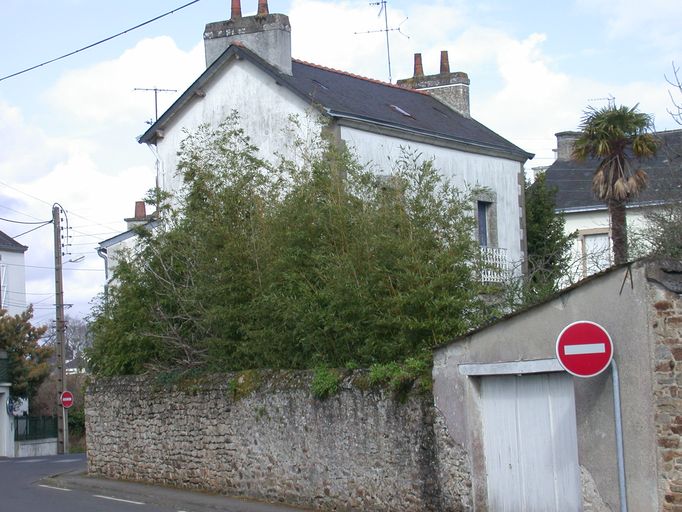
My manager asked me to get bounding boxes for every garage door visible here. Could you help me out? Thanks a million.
[480,372,581,511]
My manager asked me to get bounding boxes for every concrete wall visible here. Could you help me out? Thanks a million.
[432,259,679,511]
[86,371,472,512]
[0,387,13,458]
[14,438,58,457]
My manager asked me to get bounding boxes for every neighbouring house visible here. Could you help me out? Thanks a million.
[97,201,158,285]
[0,230,28,457]
[0,229,27,316]
[545,128,682,281]
[99,0,533,282]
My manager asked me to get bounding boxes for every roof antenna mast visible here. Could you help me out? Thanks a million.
[354,0,409,83]
[134,87,178,124]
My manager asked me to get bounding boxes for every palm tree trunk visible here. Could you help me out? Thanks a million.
[609,198,628,265]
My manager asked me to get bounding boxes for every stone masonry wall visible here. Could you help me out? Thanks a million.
[86,371,471,511]
[650,278,682,511]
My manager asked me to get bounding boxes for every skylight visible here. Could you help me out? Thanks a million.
[389,104,413,118]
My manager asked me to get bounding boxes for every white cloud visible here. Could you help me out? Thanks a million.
[46,36,204,126]
[0,100,68,182]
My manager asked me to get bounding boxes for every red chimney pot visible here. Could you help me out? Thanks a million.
[231,0,242,19]
[134,201,147,220]
[440,50,450,74]
[257,0,269,16]
[413,53,424,78]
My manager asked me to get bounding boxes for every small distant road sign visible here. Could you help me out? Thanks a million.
[60,390,74,409]
[556,321,614,378]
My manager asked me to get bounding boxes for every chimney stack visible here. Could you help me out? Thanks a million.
[397,50,470,117]
[231,0,242,19]
[413,53,424,77]
[204,1,292,74]
[555,131,581,161]
[125,201,150,230]
[440,50,450,74]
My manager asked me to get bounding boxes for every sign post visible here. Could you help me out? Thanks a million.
[555,321,626,512]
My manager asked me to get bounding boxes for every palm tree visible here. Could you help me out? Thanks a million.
[572,104,659,265]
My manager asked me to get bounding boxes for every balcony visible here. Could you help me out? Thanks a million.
[480,247,509,283]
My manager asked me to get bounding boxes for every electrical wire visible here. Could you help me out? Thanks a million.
[12,221,53,238]
[0,216,52,224]
[0,0,202,82]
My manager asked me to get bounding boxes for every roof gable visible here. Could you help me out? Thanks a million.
[0,230,28,253]
[545,129,682,212]
[139,45,532,162]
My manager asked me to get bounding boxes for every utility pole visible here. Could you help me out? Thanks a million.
[52,205,68,454]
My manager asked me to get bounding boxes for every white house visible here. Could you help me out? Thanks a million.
[545,129,682,281]
[102,0,533,281]
[0,230,27,316]
[0,230,28,457]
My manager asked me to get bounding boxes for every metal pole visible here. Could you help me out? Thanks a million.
[611,360,627,512]
[52,206,68,454]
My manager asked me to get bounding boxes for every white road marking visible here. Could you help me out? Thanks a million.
[51,458,82,463]
[564,342,606,355]
[38,484,71,492]
[16,459,46,463]
[93,495,145,505]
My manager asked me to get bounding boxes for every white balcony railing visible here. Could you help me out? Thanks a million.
[480,247,509,283]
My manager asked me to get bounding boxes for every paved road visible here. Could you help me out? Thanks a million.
[0,454,310,512]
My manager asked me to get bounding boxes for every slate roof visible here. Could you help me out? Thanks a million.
[545,129,682,212]
[139,45,532,162]
[0,230,27,253]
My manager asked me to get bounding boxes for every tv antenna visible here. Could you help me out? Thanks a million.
[588,94,616,107]
[354,0,409,83]
[134,87,177,124]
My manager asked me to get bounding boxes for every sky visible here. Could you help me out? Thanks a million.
[1,0,681,325]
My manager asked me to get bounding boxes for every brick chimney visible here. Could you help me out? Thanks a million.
[125,201,150,230]
[555,131,581,161]
[203,0,292,74]
[397,50,470,117]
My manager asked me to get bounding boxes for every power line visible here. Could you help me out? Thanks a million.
[0,216,52,225]
[0,0,202,82]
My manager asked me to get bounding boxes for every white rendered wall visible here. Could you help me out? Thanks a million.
[563,207,650,282]
[154,59,316,197]
[0,250,27,315]
[341,126,525,268]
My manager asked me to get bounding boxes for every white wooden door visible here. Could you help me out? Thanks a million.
[480,372,581,511]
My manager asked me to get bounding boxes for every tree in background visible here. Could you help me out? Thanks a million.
[89,115,501,375]
[0,307,51,400]
[572,104,658,265]
[43,315,92,371]
[524,171,575,302]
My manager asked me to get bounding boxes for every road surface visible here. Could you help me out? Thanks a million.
[0,454,310,512]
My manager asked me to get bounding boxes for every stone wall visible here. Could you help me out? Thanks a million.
[86,371,471,511]
[650,273,682,511]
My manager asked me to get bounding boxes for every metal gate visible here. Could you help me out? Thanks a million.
[480,372,581,511]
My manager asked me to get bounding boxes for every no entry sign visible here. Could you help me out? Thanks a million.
[556,321,614,378]
[60,390,74,409]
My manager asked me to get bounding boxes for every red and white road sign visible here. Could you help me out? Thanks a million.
[556,321,614,378]
[60,390,74,409]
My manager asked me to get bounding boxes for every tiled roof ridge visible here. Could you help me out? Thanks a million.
[292,58,429,96]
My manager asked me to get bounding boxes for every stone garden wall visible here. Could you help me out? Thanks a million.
[86,371,471,511]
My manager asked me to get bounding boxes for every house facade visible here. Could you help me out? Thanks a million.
[127,0,532,279]
[545,129,682,281]
[0,230,27,316]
